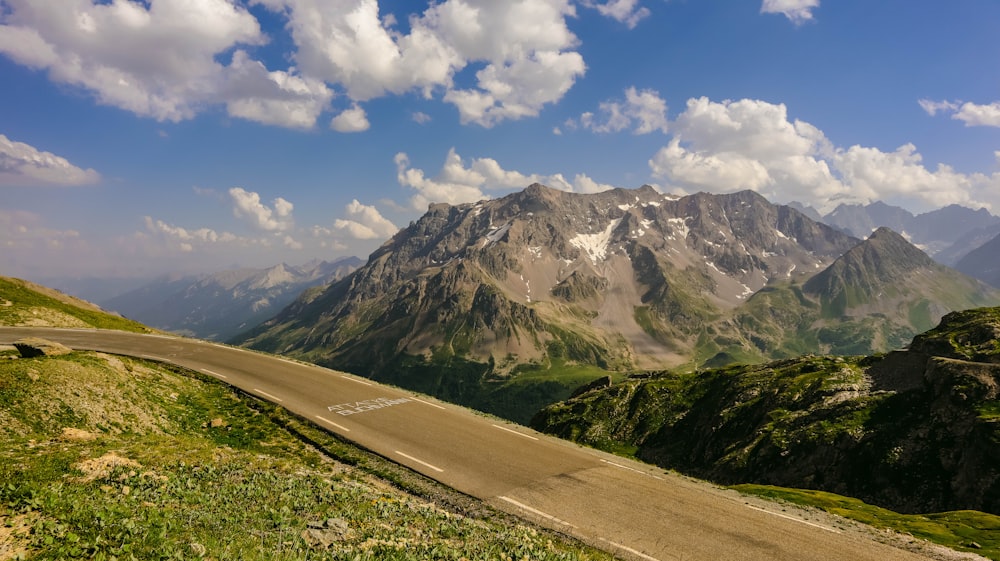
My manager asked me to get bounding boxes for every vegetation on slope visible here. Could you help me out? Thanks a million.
[0,277,152,333]
[0,348,613,561]
[533,307,1000,518]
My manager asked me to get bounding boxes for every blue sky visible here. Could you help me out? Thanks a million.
[2,0,999,280]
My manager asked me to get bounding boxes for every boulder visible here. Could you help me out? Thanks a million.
[13,337,72,358]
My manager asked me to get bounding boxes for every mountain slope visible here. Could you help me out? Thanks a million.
[0,276,152,332]
[103,258,361,341]
[532,306,1000,516]
[955,232,1000,288]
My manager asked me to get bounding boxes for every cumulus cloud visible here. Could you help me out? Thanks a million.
[920,98,1000,128]
[258,0,586,127]
[581,0,651,29]
[649,96,999,212]
[228,187,295,232]
[576,87,668,134]
[760,0,819,24]
[1,209,82,250]
[412,111,432,124]
[395,147,617,209]
[223,50,334,129]
[143,216,240,252]
[953,102,1000,128]
[0,0,593,129]
[330,104,371,132]
[332,199,398,240]
[0,134,100,186]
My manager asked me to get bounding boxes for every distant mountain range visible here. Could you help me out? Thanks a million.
[236,185,1000,422]
[795,200,1000,266]
[101,257,362,341]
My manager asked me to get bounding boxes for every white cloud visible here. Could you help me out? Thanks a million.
[1,209,82,250]
[0,134,100,186]
[330,103,371,132]
[143,216,241,251]
[918,98,959,117]
[582,0,650,29]
[228,187,295,232]
[333,199,398,239]
[0,0,267,122]
[395,147,617,209]
[259,0,586,127]
[412,111,432,124]
[919,98,1000,128]
[224,50,333,129]
[760,0,819,24]
[649,95,999,212]
[577,87,668,134]
[953,101,1000,128]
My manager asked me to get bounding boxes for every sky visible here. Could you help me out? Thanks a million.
[2,0,1000,280]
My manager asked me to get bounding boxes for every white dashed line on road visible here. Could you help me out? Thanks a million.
[253,388,284,403]
[315,415,351,432]
[597,538,664,561]
[394,451,444,473]
[340,375,373,386]
[491,424,539,441]
[745,504,842,534]
[410,397,447,410]
[601,459,664,480]
[498,496,577,528]
[200,368,226,379]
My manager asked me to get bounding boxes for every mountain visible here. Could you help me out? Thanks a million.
[238,185,999,422]
[955,232,1000,288]
[103,257,361,341]
[532,306,1000,516]
[821,201,1000,261]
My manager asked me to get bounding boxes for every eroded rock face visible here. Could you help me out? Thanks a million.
[13,337,72,358]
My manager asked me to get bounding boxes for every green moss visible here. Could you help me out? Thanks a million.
[733,485,1000,560]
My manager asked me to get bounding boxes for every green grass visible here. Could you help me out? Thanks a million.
[0,277,151,332]
[733,485,1000,560]
[0,352,614,561]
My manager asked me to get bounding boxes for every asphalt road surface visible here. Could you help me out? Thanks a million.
[1,327,944,561]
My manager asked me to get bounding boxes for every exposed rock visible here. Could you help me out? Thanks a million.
[570,375,613,398]
[301,518,352,548]
[209,418,227,428]
[13,337,72,358]
[73,452,142,482]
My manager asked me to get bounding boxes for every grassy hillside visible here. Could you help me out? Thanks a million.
[0,347,613,560]
[0,276,152,332]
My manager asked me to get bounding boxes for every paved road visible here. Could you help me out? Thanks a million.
[1,327,940,561]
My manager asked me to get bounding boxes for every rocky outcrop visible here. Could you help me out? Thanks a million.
[533,306,1000,514]
[13,337,72,358]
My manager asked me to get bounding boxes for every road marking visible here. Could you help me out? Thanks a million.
[200,368,226,379]
[340,375,373,386]
[601,459,664,480]
[394,451,444,473]
[491,424,539,441]
[597,538,664,561]
[410,397,446,410]
[315,415,351,432]
[252,388,284,403]
[745,504,842,534]
[498,496,577,528]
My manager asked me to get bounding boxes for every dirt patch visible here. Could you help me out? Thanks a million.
[73,452,142,482]
[0,513,36,561]
[60,427,100,441]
